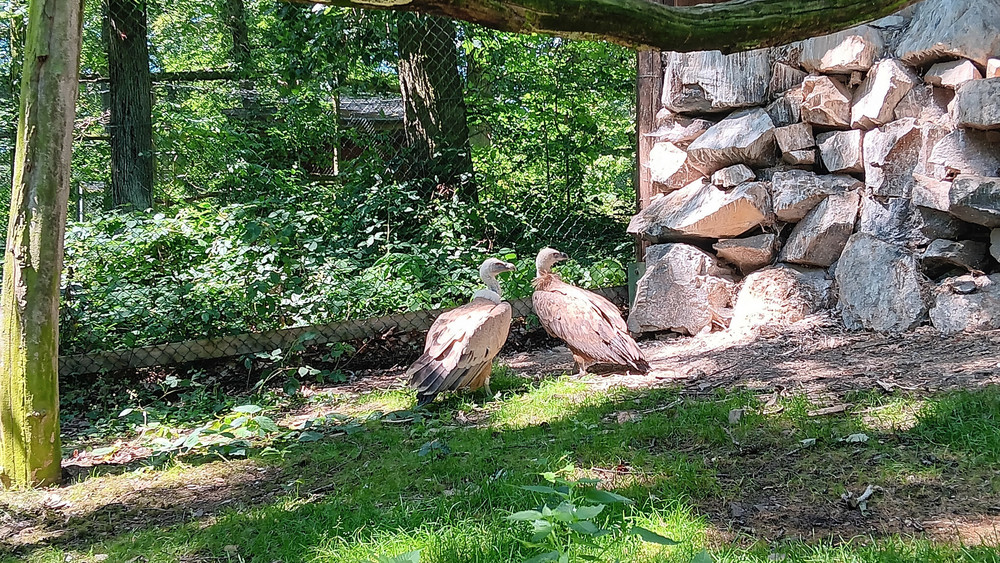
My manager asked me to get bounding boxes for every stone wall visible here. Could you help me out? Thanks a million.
[628,0,1000,337]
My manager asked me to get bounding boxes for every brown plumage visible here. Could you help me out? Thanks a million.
[408,258,515,405]
[532,247,649,376]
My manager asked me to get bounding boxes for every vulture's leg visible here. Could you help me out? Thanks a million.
[483,381,493,400]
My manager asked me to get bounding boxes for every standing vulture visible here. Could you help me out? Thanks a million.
[408,258,516,405]
[532,247,649,376]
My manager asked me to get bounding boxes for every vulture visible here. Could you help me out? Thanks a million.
[408,258,516,405]
[532,247,649,376]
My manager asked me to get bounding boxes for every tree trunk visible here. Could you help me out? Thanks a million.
[397,13,476,202]
[0,0,84,488]
[5,5,26,173]
[299,0,922,54]
[219,0,257,109]
[106,0,153,211]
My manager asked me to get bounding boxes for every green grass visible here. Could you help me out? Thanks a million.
[3,374,999,563]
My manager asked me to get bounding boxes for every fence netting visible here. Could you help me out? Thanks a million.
[0,1,637,374]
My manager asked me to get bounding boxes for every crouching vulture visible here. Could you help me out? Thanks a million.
[532,247,649,376]
[408,258,516,405]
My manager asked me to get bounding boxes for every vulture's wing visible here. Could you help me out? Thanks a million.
[408,298,512,401]
[533,281,646,370]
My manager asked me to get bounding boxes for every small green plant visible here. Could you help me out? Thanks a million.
[508,464,677,563]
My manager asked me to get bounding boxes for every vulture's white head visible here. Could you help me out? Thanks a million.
[475,258,516,302]
[535,247,569,276]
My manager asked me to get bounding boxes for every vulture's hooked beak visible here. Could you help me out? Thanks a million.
[499,261,516,273]
[556,252,570,262]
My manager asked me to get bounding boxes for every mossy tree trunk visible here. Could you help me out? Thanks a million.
[299,0,922,54]
[106,0,154,211]
[0,0,84,488]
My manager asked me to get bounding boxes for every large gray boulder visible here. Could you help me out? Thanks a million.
[628,243,735,335]
[893,83,952,123]
[799,25,884,73]
[661,49,771,114]
[627,179,771,242]
[896,0,1000,67]
[730,265,833,335]
[766,87,804,127]
[954,78,1000,130]
[686,108,776,174]
[864,118,921,197]
[836,233,929,333]
[771,169,862,223]
[929,274,1000,334]
[713,233,777,274]
[949,174,1000,227]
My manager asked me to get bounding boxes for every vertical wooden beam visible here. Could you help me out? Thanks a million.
[634,48,662,263]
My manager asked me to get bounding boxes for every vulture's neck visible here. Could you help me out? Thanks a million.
[474,273,503,303]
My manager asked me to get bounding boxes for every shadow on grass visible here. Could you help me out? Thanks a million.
[4,376,1000,562]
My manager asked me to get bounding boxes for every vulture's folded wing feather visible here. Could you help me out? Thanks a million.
[408,299,512,399]
[533,283,647,371]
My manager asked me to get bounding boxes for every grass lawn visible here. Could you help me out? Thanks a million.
[1,367,998,563]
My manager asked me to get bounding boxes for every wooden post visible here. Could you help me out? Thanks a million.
[634,48,663,263]
[0,0,84,488]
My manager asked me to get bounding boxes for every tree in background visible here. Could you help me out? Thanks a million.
[397,13,475,202]
[0,0,84,487]
[107,0,154,210]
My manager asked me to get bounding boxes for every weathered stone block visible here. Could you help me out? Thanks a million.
[799,25,884,73]
[864,118,921,197]
[893,83,953,123]
[850,59,919,130]
[929,274,1000,334]
[836,233,929,333]
[858,193,963,248]
[711,164,755,188]
[686,108,776,174]
[768,62,808,99]
[921,238,987,271]
[627,179,771,242]
[766,87,804,127]
[949,174,1000,227]
[926,129,1000,180]
[662,49,771,114]
[713,233,777,274]
[647,110,713,149]
[647,141,704,192]
[774,122,814,153]
[779,189,860,267]
[801,75,852,129]
[817,130,863,174]
[730,265,833,334]
[628,243,735,335]
[925,59,982,89]
[783,149,816,166]
[896,0,1000,67]
[771,169,862,223]
[954,78,1000,130]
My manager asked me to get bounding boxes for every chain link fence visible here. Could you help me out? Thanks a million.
[1,2,637,375]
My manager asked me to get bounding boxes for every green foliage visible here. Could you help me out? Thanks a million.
[509,463,677,563]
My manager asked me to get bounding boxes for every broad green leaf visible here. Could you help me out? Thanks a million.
[508,510,544,521]
[232,404,262,414]
[569,520,600,535]
[253,416,280,433]
[298,430,324,442]
[530,521,554,543]
[582,488,633,505]
[541,471,557,482]
[573,504,605,520]
[630,526,679,545]
[691,550,715,563]
[520,485,559,494]
[551,501,576,522]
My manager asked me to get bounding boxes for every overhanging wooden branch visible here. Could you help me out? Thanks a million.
[292,0,921,53]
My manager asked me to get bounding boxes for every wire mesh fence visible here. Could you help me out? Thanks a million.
[1,1,637,375]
